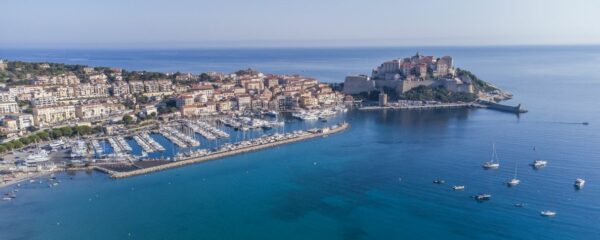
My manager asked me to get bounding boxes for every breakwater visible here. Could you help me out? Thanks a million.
[359,103,472,110]
[96,123,349,179]
[478,100,528,113]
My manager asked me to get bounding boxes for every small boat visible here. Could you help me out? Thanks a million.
[507,178,520,187]
[475,193,491,201]
[575,178,585,189]
[507,159,520,186]
[540,210,556,217]
[452,185,465,190]
[514,203,526,208]
[433,179,445,184]
[483,144,500,169]
[530,160,547,169]
[2,197,12,201]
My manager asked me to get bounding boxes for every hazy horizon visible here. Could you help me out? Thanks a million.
[2,0,600,49]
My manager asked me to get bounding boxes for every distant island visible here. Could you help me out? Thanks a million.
[343,52,511,103]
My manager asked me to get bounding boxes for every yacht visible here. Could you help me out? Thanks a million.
[507,178,520,187]
[507,159,520,187]
[48,139,65,150]
[575,178,585,189]
[482,144,500,169]
[530,160,547,169]
[26,148,50,164]
[540,210,556,217]
[452,185,465,190]
[475,193,492,201]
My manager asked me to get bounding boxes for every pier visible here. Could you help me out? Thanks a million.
[101,123,349,179]
[158,126,200,148]
[477,100,528,113]
[359,103,472,111]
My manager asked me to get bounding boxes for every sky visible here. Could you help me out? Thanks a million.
[1,0,600,48]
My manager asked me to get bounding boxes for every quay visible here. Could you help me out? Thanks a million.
[359,103,472,111]
[97,123,349,179]
[477,100,528,113]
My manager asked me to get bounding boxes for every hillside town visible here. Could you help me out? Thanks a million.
[0,59,344,139]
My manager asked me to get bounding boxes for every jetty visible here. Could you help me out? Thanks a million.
[158,126,200,148]
[477,100,528,113]
[97,123,349,179]
[359,103,472,111]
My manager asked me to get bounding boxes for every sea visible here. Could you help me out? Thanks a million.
[1,46,599,240]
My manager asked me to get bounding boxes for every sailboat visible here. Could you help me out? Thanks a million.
[482,144,500,169]
[507,159,520,187]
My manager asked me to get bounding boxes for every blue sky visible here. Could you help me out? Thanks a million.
[2,0,600,48]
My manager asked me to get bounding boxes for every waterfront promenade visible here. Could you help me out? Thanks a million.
[95,123,349,179]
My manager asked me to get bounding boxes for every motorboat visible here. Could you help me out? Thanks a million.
[433,179,445,184]
[530,160,547,169]
[541,210,556,217]
[452,185,465,190]
[475,193,491,201]
[507,178,520,187]
[575,178,585,189]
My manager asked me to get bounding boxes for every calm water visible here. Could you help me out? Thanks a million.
[1,46,600,240]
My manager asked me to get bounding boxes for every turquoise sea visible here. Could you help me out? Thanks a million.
[1,46,600,240]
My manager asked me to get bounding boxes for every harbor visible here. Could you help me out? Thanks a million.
[97,123,349,178]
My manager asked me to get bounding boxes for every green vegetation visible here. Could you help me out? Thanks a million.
[122,115,134,125]
[399,85,477,103]
[0,125,102,153]
[351,85,476,103]
[456,68,498,92]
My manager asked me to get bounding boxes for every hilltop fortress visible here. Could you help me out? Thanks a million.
[343,53,474,95]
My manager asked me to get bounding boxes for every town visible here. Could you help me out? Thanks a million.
[0,59,349,187]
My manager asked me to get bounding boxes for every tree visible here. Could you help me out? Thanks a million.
[19,137,31,145]
[0,145,6,153]
[1,142,13,150]
[60,127,73,137]
[36,131,50,140]
[50,128,63,139]
[122,115,134,125]
[10,140,24,149]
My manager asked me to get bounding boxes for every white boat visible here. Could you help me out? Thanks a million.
[575,178,585,189]
[482,144,500,169]
[475,193,491,201]
[530,160,547,168]
[452,185,465,190]
[48,139,65,150]
[507,178,520,187]
[541,210,556,217]
[26,148,50,164]
[507,159,520,186]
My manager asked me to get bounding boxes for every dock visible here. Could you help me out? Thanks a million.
[477,100,528,113]
[359,103,472,111]
[101,123,349,179]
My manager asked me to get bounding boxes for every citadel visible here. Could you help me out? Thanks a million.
[343,53,474,95]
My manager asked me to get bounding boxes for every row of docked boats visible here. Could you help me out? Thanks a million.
[160,125,200,147]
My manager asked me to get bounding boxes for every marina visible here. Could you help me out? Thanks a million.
[97,123,349,178]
